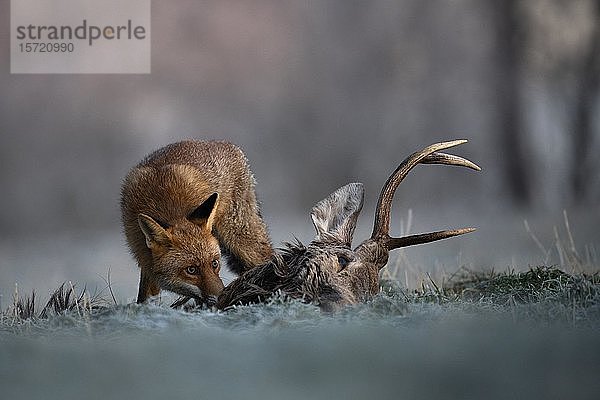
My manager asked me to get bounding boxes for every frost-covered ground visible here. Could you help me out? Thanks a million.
[2,272,600,400]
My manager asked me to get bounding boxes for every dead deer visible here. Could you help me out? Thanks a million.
[217,140,480,311]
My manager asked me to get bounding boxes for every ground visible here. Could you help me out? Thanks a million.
[1,266,599,399]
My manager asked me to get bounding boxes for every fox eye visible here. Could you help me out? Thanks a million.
[186,266,199,275]
[211,259,220,269]
[337,255,352,269]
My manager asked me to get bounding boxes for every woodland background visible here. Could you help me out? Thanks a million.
[1,0,598,300]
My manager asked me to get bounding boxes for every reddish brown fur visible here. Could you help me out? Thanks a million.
[120,140,273,303]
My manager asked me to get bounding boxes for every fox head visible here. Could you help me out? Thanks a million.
[138,193,225,299]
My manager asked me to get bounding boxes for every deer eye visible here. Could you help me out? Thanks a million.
[212,259,220,269]
[186,266,199,275]
[337,255,352,269]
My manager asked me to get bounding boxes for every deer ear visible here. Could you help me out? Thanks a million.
[310,183,364,246]
[138,214,171,248]
[188,193,219,230]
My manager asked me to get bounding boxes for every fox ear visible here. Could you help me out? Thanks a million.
[138,214,171,249]
[188,193,219,230]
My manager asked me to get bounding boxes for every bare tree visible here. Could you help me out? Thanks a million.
[572,0,600,203]
[493,0,531,207]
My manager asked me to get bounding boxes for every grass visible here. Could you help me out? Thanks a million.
[2,214,597,327]
[1,281,110,326]
[445,266,599,305]
[398,266,600,308]
[523,210,598,274]
[2,266,599,327]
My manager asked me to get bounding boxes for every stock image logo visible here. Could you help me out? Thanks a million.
[16,19,147,47]
[11,0,151,74]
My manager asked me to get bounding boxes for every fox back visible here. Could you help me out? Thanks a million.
[120,140,273,303]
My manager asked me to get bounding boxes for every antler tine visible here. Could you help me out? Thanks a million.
[386,227,475,250]
[421,152,481,171]
[371,139,470,241]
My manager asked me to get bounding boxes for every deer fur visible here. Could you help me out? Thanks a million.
[217,140,480,311]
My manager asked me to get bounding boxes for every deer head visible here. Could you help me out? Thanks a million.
[217,140,480,311]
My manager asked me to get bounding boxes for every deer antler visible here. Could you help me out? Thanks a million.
[217,139,480,310]
[370,139,480,250]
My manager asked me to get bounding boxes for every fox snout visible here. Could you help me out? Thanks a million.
[202,273,225,297]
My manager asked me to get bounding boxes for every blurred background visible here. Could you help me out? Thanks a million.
[1,0,599,303]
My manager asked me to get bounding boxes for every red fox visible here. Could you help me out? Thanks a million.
[120,140,274,303]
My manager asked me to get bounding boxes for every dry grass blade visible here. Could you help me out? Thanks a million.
[40,282,88,318]
[2,282,111,322]
[13,290,36,321]
[100,270,118,306]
